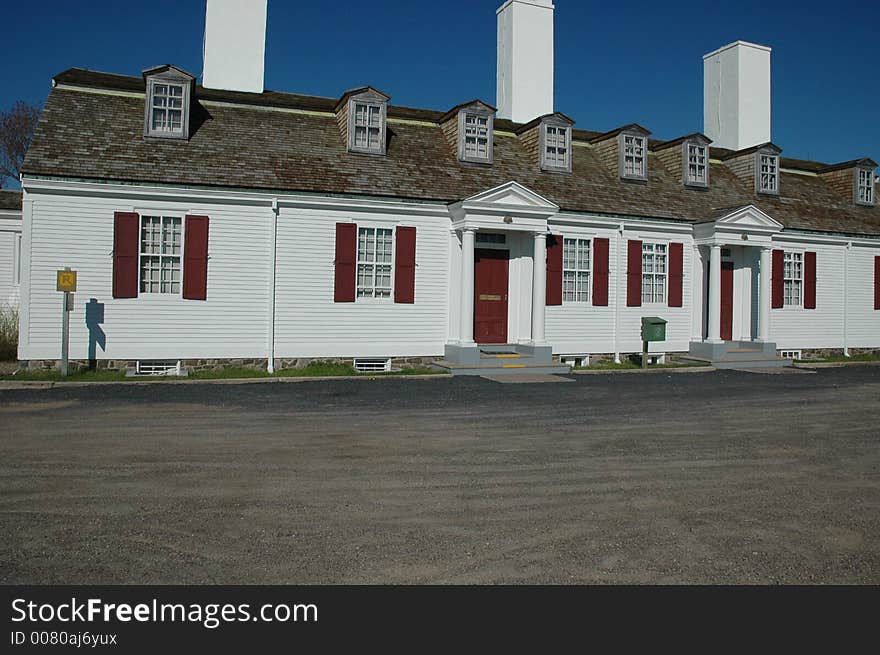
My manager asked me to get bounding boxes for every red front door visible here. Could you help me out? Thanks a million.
[720,261,734,341]
[474,249,509,344]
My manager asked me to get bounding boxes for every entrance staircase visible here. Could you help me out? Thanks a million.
[433,344,571,377]
[682,340,792,370]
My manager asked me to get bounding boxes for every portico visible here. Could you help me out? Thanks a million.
[690,205,784,362]
[444,181,562,368]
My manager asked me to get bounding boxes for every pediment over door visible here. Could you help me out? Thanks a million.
[449,181,559,231]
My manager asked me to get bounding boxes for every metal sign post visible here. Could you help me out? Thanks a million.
[57,268,78,377]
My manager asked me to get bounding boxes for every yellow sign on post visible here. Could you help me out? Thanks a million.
[57,269,77,292]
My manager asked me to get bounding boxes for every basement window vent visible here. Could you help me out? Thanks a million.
[780,350,802,360]
[354,358,392,373]
[136,360,182,376]
[561,355,589,368]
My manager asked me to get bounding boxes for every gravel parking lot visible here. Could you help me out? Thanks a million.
[1,367,878,584]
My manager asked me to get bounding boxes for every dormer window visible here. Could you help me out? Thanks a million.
[142,65,194,140]
[622,135,646,179]
[337,88,390,155]
[544,125,570,170]
[757,152,779,195]
[685,142,709,187]
[463,113,491,161]
[536,115,574,173]
[856,168,875,206]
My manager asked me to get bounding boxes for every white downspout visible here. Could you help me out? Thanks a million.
[267,198,279,373]
[614,223,624,364]
[843,241,851,357]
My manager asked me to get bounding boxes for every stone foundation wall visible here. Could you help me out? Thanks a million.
[18,356,438,373]
[795,347,880,360]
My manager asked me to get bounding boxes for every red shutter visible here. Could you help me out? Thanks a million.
[875,256,880,310]
[183,215,209,300]
[546,235,563,306]
[334,223,357,302]
[626,240,642,307]
[668,242,684,307]
[394,226,416,304]
[112,212,139,299]
[592,237,610,306]
[803,251,817,310]
[771,249,784,309]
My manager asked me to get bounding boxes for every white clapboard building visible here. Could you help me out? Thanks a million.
[17,0,880,374]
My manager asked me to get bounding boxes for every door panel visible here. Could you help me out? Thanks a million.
[474,249,509,344]
[720,261,734,342]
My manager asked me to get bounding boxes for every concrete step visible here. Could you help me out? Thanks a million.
[432,360,571,377]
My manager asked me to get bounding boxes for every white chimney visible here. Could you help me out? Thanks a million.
[203,0,268,93]
[496,0,555,123]
[703,41,772,151]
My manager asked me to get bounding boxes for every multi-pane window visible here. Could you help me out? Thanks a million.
[150,83,185,135]
[357,227,393,298]
[562,238,591,303]
[686,143,708,185]
[140,216,182,294]
[463,113,491,161]
[857,169,875,205]
[544,125,570,169]
[353,103,383,152]
[642,242,667,304]
[623,135,647,179]
[783,251,803,307]
[758,154,779,194]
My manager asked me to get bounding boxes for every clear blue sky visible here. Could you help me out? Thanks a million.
[2,0,878,166]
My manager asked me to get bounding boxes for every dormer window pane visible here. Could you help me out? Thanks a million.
[150,83,185,134]
[687,143,708,184]
[353,103,382,151]
[464,114,490,160]
[623,135,646,178]
[545,126,569,168]
[857,169,875,205]
[759,154,779,193]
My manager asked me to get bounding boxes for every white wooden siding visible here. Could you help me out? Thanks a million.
[843,244,880,349]
[769,239,845,350]
[272,207,450,358]
[0,213,22,308]
[20,193,270,361]
[546,222,694,354]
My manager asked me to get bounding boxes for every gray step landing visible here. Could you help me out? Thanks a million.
[686,340,790,370]
[432,360,572,377]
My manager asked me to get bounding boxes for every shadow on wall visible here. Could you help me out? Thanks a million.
[85,298,105,369]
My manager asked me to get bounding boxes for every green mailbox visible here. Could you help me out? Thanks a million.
[641,316,667,342]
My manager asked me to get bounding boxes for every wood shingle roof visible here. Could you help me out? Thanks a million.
[21,68,880,237]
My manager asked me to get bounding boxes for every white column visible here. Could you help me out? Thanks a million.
[459,228,476,347]
[707,244,723,343]
[531,232,547,345]
[757,246,772,343]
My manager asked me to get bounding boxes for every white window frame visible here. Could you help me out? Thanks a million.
[620,133,648,181]
[757,152,780,195]
[356,226,395,301]
[782,251,803,308]
[641,242,668,305]
[539,119,572,173]
[139,215,184,296]
[855,168,875,206]
[684,142,709,187]
[562,237,592,303]
[143,75,191,140]
[459,110,494,164]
